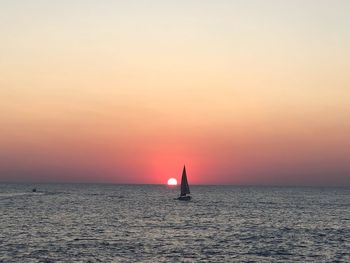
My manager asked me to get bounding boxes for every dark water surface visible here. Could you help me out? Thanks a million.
[0,184,349,262]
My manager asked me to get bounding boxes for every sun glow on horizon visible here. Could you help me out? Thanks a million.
[167,178,177,186]
[0,1,350,186]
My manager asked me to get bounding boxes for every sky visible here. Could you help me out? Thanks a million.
[1,0,350,185]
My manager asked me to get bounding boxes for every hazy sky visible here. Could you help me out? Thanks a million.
[1,0,350,185]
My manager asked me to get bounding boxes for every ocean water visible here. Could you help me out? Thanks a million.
[0,184,349,262]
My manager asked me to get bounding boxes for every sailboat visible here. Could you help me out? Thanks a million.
[177,165,191,201]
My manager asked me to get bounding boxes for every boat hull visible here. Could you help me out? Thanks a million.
[177,195,191,201]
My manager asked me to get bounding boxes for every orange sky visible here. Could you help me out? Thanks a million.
[1,1,350,185]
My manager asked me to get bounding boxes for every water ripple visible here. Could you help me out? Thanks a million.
[0,184,349,262]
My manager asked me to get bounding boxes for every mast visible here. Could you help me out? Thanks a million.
[180,165,190,196]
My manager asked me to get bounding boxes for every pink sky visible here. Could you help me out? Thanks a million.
[1,1,350,185]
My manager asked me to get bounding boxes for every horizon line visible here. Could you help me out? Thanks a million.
[0,181,349,188]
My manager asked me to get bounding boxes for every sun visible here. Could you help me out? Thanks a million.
[167,178,177,186]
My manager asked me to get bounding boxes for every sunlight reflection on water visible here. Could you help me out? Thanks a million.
[0,184,349,262]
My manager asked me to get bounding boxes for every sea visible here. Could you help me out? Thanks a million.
[0,184,349,262]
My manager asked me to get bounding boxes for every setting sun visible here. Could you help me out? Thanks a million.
[167,178,177,186]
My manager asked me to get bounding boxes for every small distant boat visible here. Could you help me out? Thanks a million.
[32,188,37,193]
[177,165,191,201]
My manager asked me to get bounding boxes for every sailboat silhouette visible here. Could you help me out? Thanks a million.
[177,165,191,201]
